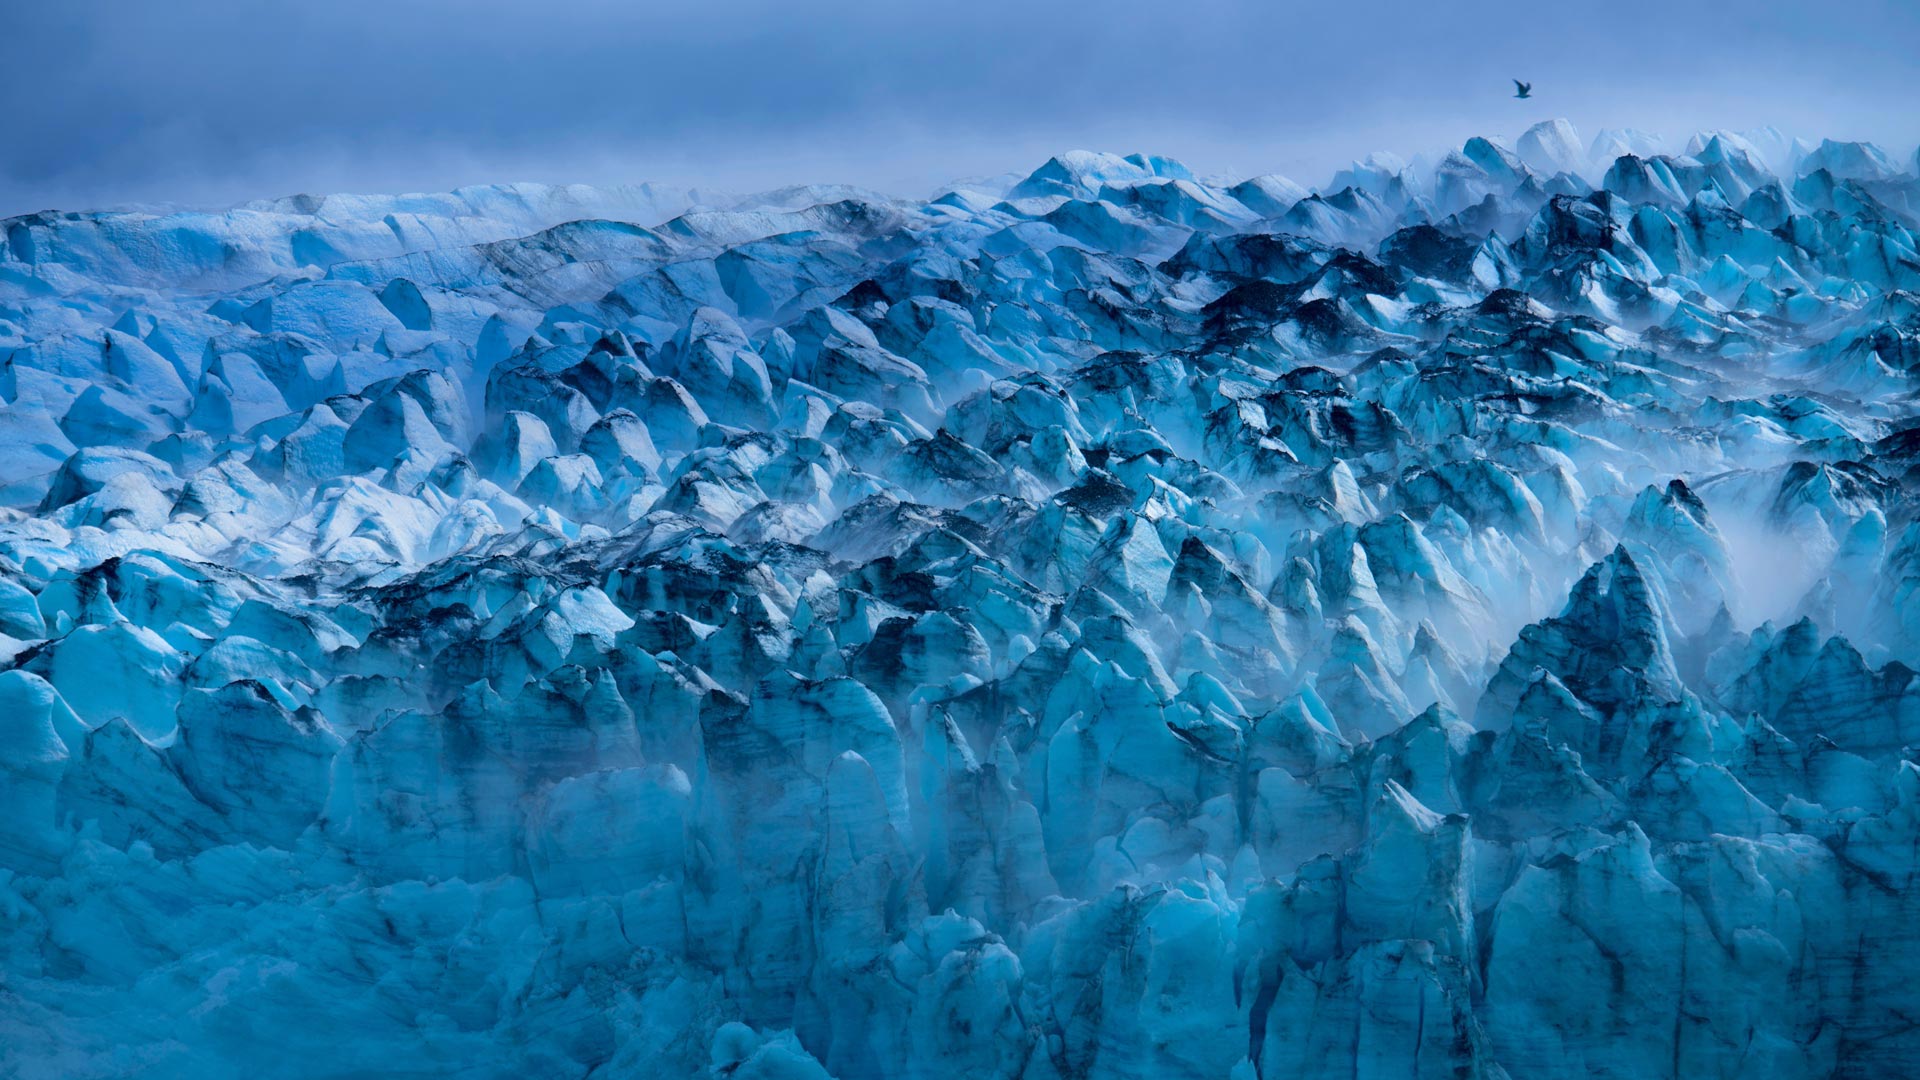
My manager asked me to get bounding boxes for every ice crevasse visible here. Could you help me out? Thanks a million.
[5,125,1920,1077]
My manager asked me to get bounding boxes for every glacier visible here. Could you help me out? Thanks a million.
[4,121,1920,1078]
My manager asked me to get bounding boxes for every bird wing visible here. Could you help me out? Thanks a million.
[1514,79,1529,93]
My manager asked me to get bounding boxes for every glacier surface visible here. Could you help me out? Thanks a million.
[5,123,1920,1078]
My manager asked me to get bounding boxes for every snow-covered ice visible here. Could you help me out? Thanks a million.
[5,121,1920,1078]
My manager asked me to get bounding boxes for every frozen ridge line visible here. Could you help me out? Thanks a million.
[3,120,1920,1078]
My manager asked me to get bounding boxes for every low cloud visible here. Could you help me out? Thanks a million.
[5,0,1917,215]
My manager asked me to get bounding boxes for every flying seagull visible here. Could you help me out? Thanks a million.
[1513,80,1532,99]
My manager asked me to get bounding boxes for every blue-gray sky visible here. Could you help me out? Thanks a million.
[4,0,1916,215]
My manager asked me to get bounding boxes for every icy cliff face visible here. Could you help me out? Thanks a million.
[5,121,1920,1078]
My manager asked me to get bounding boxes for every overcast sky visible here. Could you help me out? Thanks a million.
[4,0,1916,216]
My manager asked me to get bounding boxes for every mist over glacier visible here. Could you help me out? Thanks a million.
[5,120,1920,1079]
[7,0,1919,217]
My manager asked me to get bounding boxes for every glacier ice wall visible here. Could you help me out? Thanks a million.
[6,126,1920,1078]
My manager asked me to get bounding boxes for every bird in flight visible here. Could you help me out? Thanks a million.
[1513,80,1533,99]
